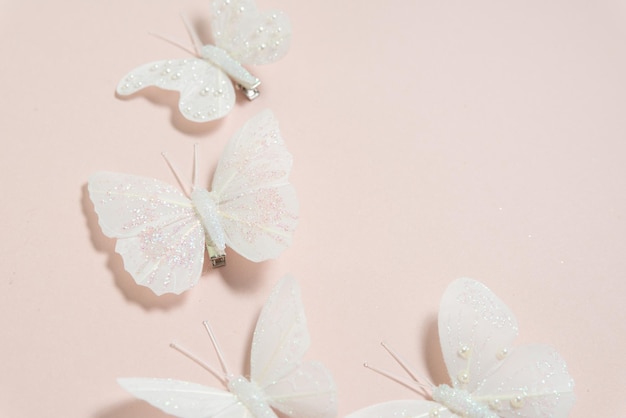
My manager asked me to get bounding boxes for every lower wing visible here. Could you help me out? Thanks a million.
[265,361,337,418]
[472,344,575,418]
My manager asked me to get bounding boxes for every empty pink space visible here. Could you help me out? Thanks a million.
[1,0,624,417]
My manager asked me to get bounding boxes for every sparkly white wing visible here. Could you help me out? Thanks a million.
[88,172,205,295]
[472,344,575,417]
[265,361,337,418]
[210,0,292,65]
[251,276,337,418]
[345,400,456,418]
[438,278,519,392]
[116,58,236,122]
[118,378,252,418]
[212,109,298,262]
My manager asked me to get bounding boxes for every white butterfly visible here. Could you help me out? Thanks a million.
[88,110,298,295]
[118,276,338,418]
[346,278,575,418]
[116,0,291,122]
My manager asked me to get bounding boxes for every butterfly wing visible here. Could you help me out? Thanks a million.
[472,344,575,417]
[345,400,457,418]
[438,278,519,392]
[210,0,292,65]
[88,172,205,295]
[264,361,337,418]
[250,276,337,418]
[118,378,252,418]
[116,58,236,122]
[212,109,298,262]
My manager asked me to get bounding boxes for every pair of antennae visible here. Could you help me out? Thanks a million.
[170,321,232,386]
[364,342,434,399]
[171,328,435,397]
[150,13,204,57]
[161,143,200,197]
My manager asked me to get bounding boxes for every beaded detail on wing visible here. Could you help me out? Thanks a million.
[210,0,292,65]
[116,58,236,122]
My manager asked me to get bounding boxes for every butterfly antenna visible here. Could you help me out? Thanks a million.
[180,13,203,56]
[162,152,192,197]
[381,342,435,390]
[149,31,197,56]
[170,342,227,386]
[363,362,430,398]
[203,321,232,377]
[192,143,199,189]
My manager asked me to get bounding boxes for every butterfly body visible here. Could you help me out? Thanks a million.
[200,44,261,98]
[431,385,497,418]
[227,375,277,418]
[190,187,226,263]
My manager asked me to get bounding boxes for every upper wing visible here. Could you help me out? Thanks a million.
[250,276,310,388]
[88,172,205,295]
[212,109,298,262]
[116,58,236,122]
[345,400,456,418]
[438,278,519,392]
[473,344,575,418]
[118,378,252,418]
[265,361,337,418]
[250,276,337,418]
[210,0,292,65]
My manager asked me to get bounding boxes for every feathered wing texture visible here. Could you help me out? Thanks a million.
[210,0,292,65]
[88,172,205,295]
[473,345,575,418]
[438,278,519,392]
[251,276,337,418]
[117,378,250,418]
[265,361,337,418]
[345,400,456,418]
[116,58,236,123]
[212,109,298,262]
[250,276,310,385]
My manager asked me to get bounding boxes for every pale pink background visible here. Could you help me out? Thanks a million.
[1,0,625,416]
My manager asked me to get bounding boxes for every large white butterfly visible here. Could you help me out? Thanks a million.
[346,278,575,418]
[116,0,291,122]
[118,276,338,418]
[88,110,298,295]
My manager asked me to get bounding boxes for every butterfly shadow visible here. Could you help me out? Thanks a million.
[114,88,227,137]
[217,248,270,294]
[94,399,172,418]
[420,314,450,386]
[81,184,187,311]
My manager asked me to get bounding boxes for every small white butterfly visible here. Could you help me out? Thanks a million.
[118,276,338,418]
[88,110,298,295]
[346,278,575,418]
[117,0,292,122]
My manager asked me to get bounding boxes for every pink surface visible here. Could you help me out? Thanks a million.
[1,0,625,416]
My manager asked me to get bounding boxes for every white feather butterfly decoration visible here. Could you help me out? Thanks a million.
[346,278,575,418]
[117,0,291,122]
[118,276,338,418]
[88,110,298,295]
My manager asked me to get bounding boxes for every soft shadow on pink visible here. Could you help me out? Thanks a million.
[421,314,450,386]
[94,400,172,418]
